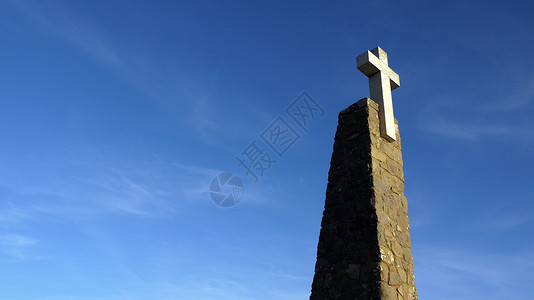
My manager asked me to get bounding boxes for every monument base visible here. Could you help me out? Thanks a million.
[310,98,417,300]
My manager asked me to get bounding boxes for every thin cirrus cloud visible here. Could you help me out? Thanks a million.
[417,72,534,142]
[0,234,38,260]
[415,244,534,299]
[8,0,277,152]
[482,74,534,113]
[0,145,220,224]
[419,95,532,142]
[8,0,125,69]
[8,0,224,142]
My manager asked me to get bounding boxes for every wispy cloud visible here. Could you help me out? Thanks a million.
[415,244,534,299]
[426,119,515,141]
[0,143,221,225]
[484,75,534,113]
[0,234,38,260]
[419,95,533,141]
[7,0,231,144]
[417,64,534,142]
[472,197,534,231]
[0,204,30,227]
[8,0,124,68]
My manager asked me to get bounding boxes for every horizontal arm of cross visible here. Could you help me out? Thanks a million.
[356,51,400,90]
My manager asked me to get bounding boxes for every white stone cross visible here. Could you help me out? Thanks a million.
[357,47,400,142]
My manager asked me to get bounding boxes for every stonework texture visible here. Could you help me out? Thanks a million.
[310,98,417,300]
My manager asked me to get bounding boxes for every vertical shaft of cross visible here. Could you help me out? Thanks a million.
[369,71,396,141]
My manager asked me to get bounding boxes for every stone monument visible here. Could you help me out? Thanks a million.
[310,47,417,299]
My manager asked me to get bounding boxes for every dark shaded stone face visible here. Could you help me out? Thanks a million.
[310,98,417,300]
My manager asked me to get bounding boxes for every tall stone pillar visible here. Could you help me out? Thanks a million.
[310,98,417,300]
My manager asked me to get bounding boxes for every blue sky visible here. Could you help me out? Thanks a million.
[1,0,533,299]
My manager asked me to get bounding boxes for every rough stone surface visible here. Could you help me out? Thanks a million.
[310,98,417,300]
